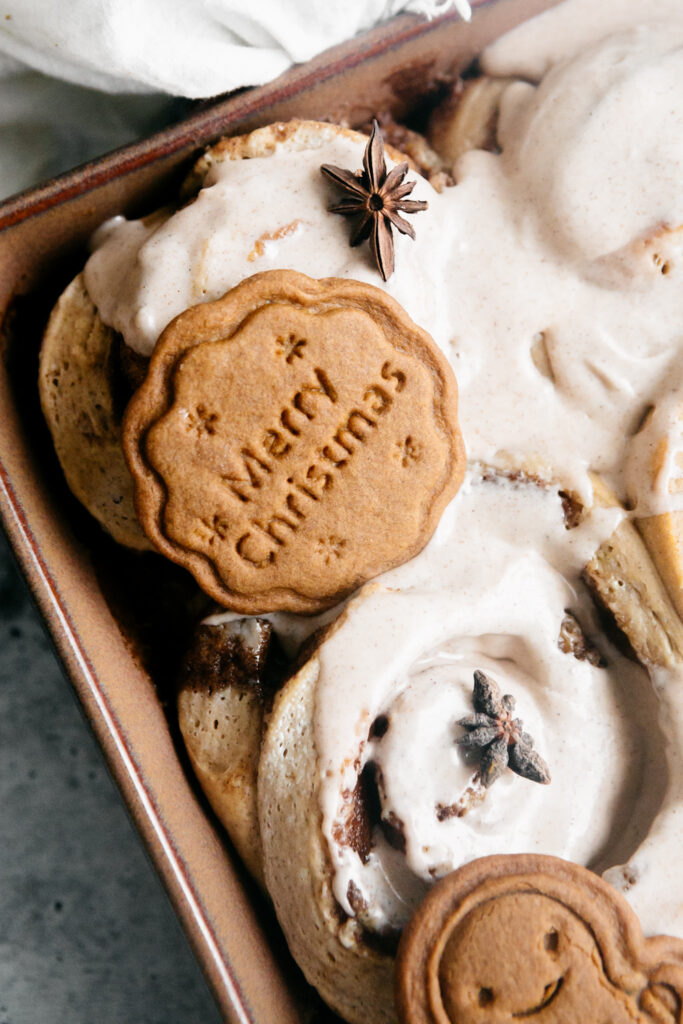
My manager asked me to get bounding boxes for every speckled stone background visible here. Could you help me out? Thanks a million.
[0,81,224,1024]
[0,527,222,1024]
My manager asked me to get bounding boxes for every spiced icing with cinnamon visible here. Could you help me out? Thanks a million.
[84,0,683,947]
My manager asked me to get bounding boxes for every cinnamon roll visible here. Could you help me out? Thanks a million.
[256,468,675,1023]
[39,120,428,550]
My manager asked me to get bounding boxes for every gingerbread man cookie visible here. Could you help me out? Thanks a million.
[396,854,683,1023]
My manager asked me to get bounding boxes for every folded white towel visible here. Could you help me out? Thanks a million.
[0,0,469,98]
[0,0,470,199]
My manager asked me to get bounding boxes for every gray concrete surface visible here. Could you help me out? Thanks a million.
[0,527,223,1024]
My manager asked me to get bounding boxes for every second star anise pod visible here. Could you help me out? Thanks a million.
[456,670,551,788]
[320,120,428,281]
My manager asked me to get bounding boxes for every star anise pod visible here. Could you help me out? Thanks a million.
[320,120,428,281]
[456,670,551,788]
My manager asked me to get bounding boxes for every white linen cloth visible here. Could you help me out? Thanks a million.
[0,0,469,199]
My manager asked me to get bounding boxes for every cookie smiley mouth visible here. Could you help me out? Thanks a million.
[512,976,564,1017]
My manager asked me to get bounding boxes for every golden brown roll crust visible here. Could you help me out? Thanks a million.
[427,76,519,169]
[258,647,397,1024]
[584,476,683,667]
[177,617,281,886]
[38,273,152,550]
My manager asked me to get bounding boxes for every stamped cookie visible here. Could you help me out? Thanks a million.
[123,269,464,613]
[396,853,683,1024]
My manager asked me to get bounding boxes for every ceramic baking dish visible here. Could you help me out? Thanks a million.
[0,1,559,1019]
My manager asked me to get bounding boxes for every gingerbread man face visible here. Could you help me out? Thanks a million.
[396,854,683,1024]
[437,893,638,1022]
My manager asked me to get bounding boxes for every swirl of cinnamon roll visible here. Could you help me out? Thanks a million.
[257,468,668,1024]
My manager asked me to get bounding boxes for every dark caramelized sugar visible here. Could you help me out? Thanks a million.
[179,618,287,700]
[558,611,606,667]
[559,490,583,529]
[116,334,150,395]
[332,762,377,863]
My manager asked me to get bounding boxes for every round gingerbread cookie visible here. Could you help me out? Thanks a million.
[396,853,683,1024]
[123,269,465,614]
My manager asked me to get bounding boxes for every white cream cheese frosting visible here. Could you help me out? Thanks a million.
[85,15,683,511]
[311,470,664,935]
[83,0,683,941]
[84,138,446,361]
